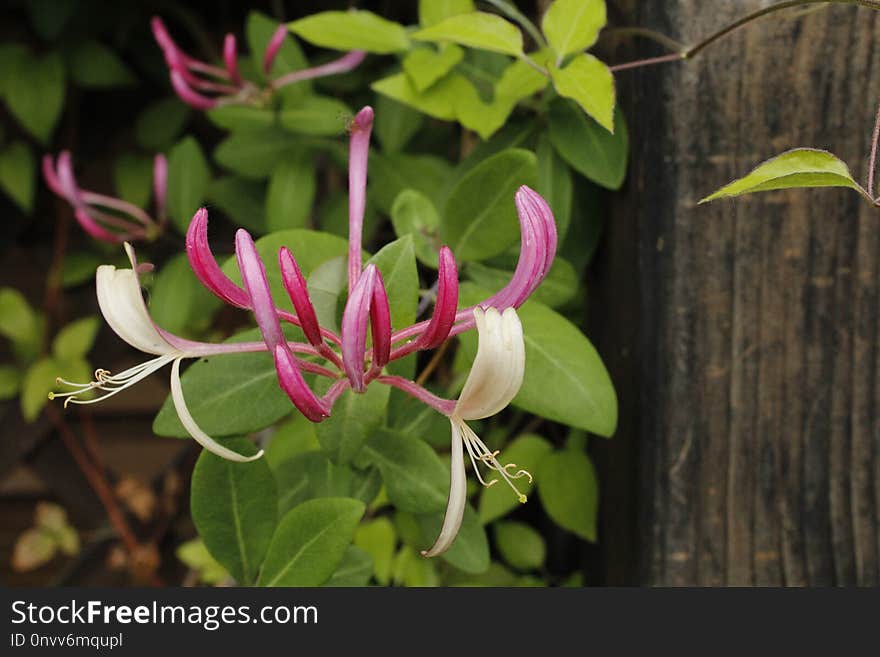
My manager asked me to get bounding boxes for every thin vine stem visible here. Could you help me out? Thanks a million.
[868,98,880,199]
[611,0,880,72]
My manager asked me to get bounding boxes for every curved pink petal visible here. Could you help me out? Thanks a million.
[273,50,367,88]
[341,265,376,391]
[273,345,330,422]
[418,246,459,349]
[370,270,391,370]
[186,208,251,308]
[153,154,168,222]
[347,106,374,292]
[151,16,195,69]
[169,70,218,110]
[42,155,64,197]
[263,25,288,74]
[75,209,126,243]
[235,230,285,349]
[223,34,243,86]
[279,247,322,347]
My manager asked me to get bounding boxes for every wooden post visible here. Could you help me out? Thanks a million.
[596,1,880,585]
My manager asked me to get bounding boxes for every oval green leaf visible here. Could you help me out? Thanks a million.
[412,11,523,56]
[288,11,410,54]
[700,148,868,203]
[537,448,598,542]
[190,438,277,585]
[257,497,365,586]
[442,148,537,261]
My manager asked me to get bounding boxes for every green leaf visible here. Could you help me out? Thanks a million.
[549,54,615,133]
[0,141,36,212]
[466,258,578,308]
[403,45,464,92]
[280,95,353,136]
[288,11,410,54]
[191,439,277,584]
[208,177,267,234]
[442,148,537,261]
[372,72,456,122]
[26,0,76,41]
[266,155,316,232]
[4,49,64,144]
[60,251,103,289]
[274,451,381,513]
[391,189,442,268]
[152,328,296,438]
[373,96,424,153]
[113,153,153,209]
[207,105,276,132]
[368,151,454,214]
[392,545,439,586]
[0,287,39,348]
[257,497,365,586]
[368,236,419,333]
[362,429,448,514]
[220,229,349,314]
[324,546,373,586]
[548,98,628,190]
[419,0,475,26]
[536,134,573,240]
[214,128,303,179]
[69,41,135,88]
[307,256,347,331]
[478,434,552,523]
[541,0,606,58]
[247,11,309,89]
[0,365,22,400]
[22,357,59,421]
[315,383,390,464]
[494,520,546,571]
[354,517,396,585]
[537,448,598,541]
[4,52,64,144]
[265,413,320,470]
[166,137,210,233]
[176,539,229,585]
[52,316,99,360]
[412,12,523,56]
[147,253,222,337]
[700,148,868,202]
[417,504,490,574]
[135,98,190,151]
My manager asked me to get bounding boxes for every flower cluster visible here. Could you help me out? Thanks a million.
[52,105,558,556]
[43,152,167,244]
[151,17,366,110]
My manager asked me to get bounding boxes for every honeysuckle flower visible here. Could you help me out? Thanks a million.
[421,306,530,558]
[151,16,366,110]
[49,242,339,462]
[43,151,167,243]
[53,103,558,556]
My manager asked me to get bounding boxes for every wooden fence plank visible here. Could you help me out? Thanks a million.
[601,0,880,585]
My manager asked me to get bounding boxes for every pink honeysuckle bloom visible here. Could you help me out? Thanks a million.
[151,16,366,110]
[48,243,337,462]
[57,104,557,556]
[43,151,167,244]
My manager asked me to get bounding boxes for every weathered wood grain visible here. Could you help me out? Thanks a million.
[606,0,880,585]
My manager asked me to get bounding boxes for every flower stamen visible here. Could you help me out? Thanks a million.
[455,420,530,503]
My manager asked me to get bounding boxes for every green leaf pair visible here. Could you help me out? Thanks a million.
[191,439,366,586]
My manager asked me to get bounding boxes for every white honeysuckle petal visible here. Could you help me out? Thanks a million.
[170,359,263,463]
[422,419,468,558]
[454,307,525,421]
[96,264,174,356]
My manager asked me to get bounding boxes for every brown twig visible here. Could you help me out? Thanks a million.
[44,405,140,555]
[415,340,452,386]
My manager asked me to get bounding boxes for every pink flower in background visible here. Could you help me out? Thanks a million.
[43,152,167,243]
[151,17,366,110]
[54,105,558,555]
